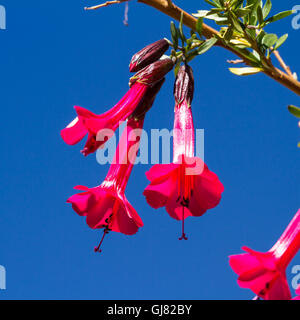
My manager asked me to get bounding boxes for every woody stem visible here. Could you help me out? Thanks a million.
[136,0,300,96]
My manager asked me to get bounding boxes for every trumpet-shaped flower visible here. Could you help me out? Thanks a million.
[61,82,149,156]
[143,65,224,240]
[67,117,144,252]
[61,58,173,156]
[229,209,300,300]
[67,80,165,252]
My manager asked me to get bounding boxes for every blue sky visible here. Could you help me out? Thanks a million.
[0,0,299,300]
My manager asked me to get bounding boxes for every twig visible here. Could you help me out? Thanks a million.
[227,59,244,65]
[123,1,129,26]
[85,0,128,10]
[273,50,293,77]
[84,0,300,96]
[137,0,300,96]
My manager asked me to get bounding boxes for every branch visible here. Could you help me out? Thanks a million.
[136,0,300,96]
[273,50,293,77]
[85,0,300,96]
[85,0,129,10]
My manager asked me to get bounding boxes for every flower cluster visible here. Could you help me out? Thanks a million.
[61,39,224,252]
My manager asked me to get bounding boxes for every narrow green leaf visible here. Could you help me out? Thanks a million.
[196,18,203,36]
[288,105,300,118]
[229,67,263,76]
[262,0,272,19]
[197,37,218,55]
[192,10,210,18]
[257,5,264,25]
[274,34,288,50]
[235,8,251,18]
[170,21,178,50]
[179,12,186,43]
[230,13,244,33]
[204,0,219,7]
[266,10,293,24]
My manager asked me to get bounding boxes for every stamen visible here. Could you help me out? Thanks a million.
[179,205,188,241]
[94,228,110,253]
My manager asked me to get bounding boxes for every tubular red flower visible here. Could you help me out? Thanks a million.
[67,117,145,252]
[61,82,149,156]
[229,209,300,300]
[66,81,165,252]
[143,65,224,240]
[129,39,170,72]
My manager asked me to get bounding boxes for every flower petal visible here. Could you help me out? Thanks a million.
[143,176,176,209]
[61,117,88,145]
[145,163,179,182]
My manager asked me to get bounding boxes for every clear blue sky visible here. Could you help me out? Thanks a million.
[0,0,299,300]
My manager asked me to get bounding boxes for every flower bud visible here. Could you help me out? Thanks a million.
[174,65,194,105]
[130,39,170,72]
[129,58,174,87]
[131,78,165,119]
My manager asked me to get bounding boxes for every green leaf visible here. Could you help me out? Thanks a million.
[194,10,209,17]
[174,61,181,77]
[170,21,178,50]
[262,33,278,48]
[257,5,264,25]
[224,27,234,41]
[229,67,263,76]
[248,0,261,25]
[204,0,219,7]
[265,10,293,24]
[235,8,251,18]
[179,12,186,43]
[288,105,300,118]
[197,37,218,55]
[196,18,203,37]
[262,0,272,19]
[274,34,288,50]
[229,13,244,33]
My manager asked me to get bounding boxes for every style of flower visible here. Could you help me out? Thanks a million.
[229,209,300,300]
[143,65,224,240]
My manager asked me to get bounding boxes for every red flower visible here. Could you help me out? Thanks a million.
[67,80,165,252]
[61,58,173,156]
[229,209,300,300]
[143,65,224,240]
[67,117,145,252]
[61,82,148,156]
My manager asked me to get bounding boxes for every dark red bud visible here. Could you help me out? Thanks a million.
[130,39,170,72]
[131,78,165,119]
[129,58,174,87]
[174,65,194,105]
